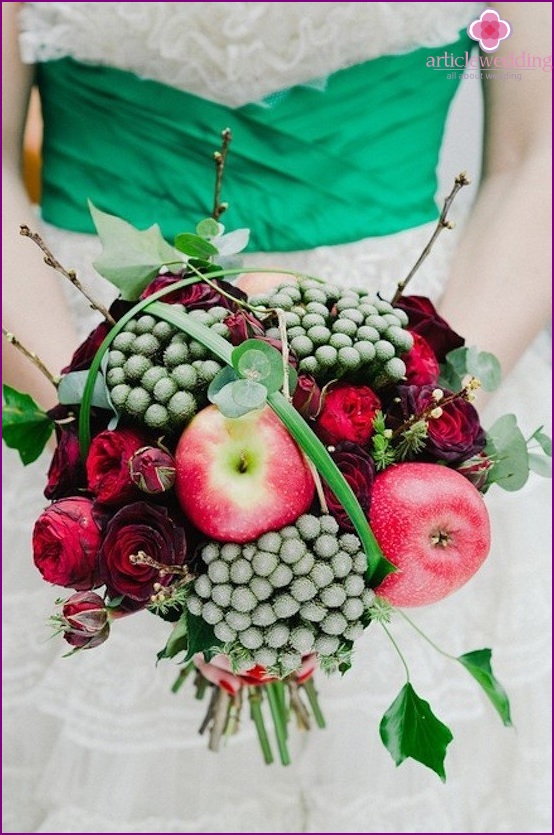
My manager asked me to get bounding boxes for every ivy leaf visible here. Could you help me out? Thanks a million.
[184,611,222,662]
[457,649,512,726]
[174,233,219,259]
[2,384,54,464]
[485,414,529,491]
[156,613,188,662]
[379,682,453,781]
[89,202,185,300]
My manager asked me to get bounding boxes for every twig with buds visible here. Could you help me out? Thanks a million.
[212,128,232,221]
[19,225,116,325]
[2,326,61,387]
[391,172,471,304]
[129,550,196,583]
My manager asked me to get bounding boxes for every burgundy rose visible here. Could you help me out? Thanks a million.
[397,385,486,464]
[129,446,176,494]
[292,375,323,420]
[316,384,381,447]
[33,498,102,590]
[395,295,464,362]
[86,428,147,505]
[402,331,440,386]
[44,419,85,500]
[224,310,266,345]
[62,300,132,373]
[99,502,187,604]
[61,591,110,649]
[323,442,375,531]
[141,273,247,311]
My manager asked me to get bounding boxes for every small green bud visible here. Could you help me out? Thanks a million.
[211,584,232,608]
[272,593,301,619]
[252,602,277,627]
[321,612,348,636]
[230,558,254,585]
[265,623,290,648]
[240,627,264,650]
[208,560,230,584]
[314,634,340,656]
[144,403,169,429]
[290,577,317,603]
[186,593,203,616]
[153,377,178,404]
[202,601,223,625]
[231,586,257,613]
[320,584,347,608]
[194,574,212,599]
[124,355,152,381]
[314,534,340,559]
[257,531,282,554]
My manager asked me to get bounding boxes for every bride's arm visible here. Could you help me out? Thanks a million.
[438,1,551,377]
[2,2,78,410]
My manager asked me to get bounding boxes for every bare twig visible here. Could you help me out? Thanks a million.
[19,225,116,325]
[391,172,471,304]
[211,128,232,221]
[2,326,61,387]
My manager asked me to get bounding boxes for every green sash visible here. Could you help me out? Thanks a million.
[37,33,471,251]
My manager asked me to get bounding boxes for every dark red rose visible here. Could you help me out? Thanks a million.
[324,442,375,531]
[61,591,110,649]
[224,310,266,345]
[316,384,381,447]
[62,300,132,373]
[129,446,176,494]
[33,498,102,590]
[402,331,440,386]
[86,428,147,505]
[44,419,85,500]
[141,273,247,311]
[395,295,464,362]
[99,502,187,604]
[292,375,323,420]
[397,385,486,464]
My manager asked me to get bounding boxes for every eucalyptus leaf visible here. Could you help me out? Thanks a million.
[2,384,54,465]
[231,379,268,410]
[174,233,219,259]
[213,228,250,257]
[485,414,529,491]
[184,611,222,662]
[196,218,222,238]
[457,649,512,726]
[379,682,453,781]
[530,427,552,456]
[233,339,285,394]
[58,370,112,410]
[465,347,502,391]
[528,453,552,478]
[89,202,185,300]
[207,366,239,402]
[212,381,266,418]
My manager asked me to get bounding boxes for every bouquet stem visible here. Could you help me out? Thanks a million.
[266,682,291,765]
[302,678,326,729]
[248,688,274,765]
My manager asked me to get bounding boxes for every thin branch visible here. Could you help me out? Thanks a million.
[211,128,232,221]
[391,172,471,304]
[19,225,116,325]
[2,326,60,387]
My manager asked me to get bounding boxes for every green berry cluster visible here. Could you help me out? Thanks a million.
[251,280,412,386]
[187,514,375,675]
[106,306,230,432]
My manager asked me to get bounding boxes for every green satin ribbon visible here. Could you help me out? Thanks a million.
[37,32,471,251]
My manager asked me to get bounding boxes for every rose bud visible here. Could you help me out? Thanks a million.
[402,331,440,387]
[457,452,493,491]
[315,384,381,447]
[63,624,110,650]
[397,384,486,464]
[60,591,110,649]
[86,428,147,505]
[323,442,375,531]
[224,310,266,345]
[292,375,323,420]
[141,273,247,311]
[44,419,85,500]
[394,295,464,362]
[33,498,102,590]
[129,446,176,494]
[99,502,187,604]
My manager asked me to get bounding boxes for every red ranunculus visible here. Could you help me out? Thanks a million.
[324,442,375,531]
[99,503,187,604]
[292,375,323,420]
[402,331,440,386]
[223,310,266,345]
[398,385,486,464]
[44,419,85,500]
[141,273,247,311]
[86,428,147,505]
[316,384,381,446]
[395,295,464,362]
[33,498,102,590]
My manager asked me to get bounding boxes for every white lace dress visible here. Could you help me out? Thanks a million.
[3,3,551,832]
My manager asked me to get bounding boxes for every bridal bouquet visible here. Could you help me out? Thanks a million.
[3,160,550,779]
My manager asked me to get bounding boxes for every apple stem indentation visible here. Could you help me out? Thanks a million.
[430,530,451,548]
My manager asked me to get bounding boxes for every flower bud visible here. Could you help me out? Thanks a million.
[63,624,110,650]
[129,446,176,494]
[61,591,110,650]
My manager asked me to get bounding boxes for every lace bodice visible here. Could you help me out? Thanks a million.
[20,2,482,107]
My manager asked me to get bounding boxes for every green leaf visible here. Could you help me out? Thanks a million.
[530,427,552,457]
[465,347,502,392]
[232,339,287,394]
[379,682,454,781]
[457,649,512,726]
[58,370,112,410]
[207,366,239,402]
[528,452,552,478]
[196,218,222,238]
[2,384,54,464]
[213,228,250,257]
[157,613,189,662]
[184,611,222,662]
[89,202,185,300]
[174,233,219,259]
[211,380,267,418]
[485,414,529,491]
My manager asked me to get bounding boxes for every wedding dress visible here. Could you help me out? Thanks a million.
[3,3,551,832]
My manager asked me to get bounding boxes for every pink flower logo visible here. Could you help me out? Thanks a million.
[468,8,511,52]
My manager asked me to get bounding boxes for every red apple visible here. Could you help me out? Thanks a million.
[236,272,298,297]
[175,405,314,542]
[371,463,490,607]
